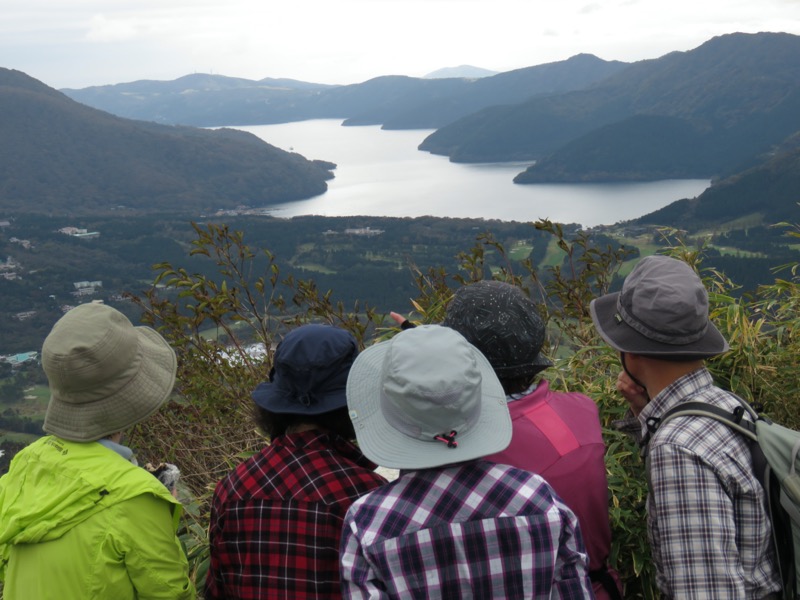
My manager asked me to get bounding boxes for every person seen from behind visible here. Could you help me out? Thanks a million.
[590,255,782,598]
[205,324,387,600]
[438,279,621,599]
[392,280,620,598]
[0,302,194,599]
[341,324,592,598]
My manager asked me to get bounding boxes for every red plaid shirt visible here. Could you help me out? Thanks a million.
[205,430,387,600]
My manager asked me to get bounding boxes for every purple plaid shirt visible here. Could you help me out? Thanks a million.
[340,460,592,599]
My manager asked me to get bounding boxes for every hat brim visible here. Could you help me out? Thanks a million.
[346,339,512,470]
[493,353,553,379]
[43,326,177,442]
[590,292,729,359]
[252,382,348,415]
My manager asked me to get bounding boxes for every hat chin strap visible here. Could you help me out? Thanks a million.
[620,352,650,403]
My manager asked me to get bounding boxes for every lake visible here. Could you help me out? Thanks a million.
[235,120,710,228]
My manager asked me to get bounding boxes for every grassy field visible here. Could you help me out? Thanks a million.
[0,431,41,444]
[1,384,49,417]
[0,383,48,445]
[509,241,533,261]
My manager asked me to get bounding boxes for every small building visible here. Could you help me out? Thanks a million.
[59,227,100,239]
[344,227,384,236]
[13,311,37,321]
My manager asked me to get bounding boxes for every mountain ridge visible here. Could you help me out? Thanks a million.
[60,54,629,130]
[424,32,800,183]
[0,69,334,215]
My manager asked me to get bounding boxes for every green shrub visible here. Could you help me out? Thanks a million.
[129,219,799,598]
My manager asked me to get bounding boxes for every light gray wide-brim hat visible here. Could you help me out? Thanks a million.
[590,255,729,359]
[42,302,177,442]
[346,324,512,470]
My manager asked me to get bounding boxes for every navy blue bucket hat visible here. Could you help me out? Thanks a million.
[252,324,359,415]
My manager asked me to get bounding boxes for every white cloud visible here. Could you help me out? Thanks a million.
[85,14,142,42]
[2,0,800,88]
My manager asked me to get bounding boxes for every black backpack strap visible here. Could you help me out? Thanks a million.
[657,401,758,440]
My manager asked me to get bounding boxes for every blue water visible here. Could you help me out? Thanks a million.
[235,120,709,228]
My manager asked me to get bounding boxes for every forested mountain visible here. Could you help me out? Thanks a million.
[53,32,800,188]
[633,133,800,230]
[381,54,628,129]
[61,55,628,129]
[0,69,334,215]
[421,32,800,183]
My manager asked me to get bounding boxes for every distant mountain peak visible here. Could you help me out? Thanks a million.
[424,65,498,79]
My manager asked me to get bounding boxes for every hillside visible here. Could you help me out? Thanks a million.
[0,214,552,354]
[60,55,628,130]
[62,73,339,126]
[0,69,335,215]
[632,135,800,230]
[421,32,800,183]
[381,54,628,130]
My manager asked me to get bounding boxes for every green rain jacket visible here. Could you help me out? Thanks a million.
[0,436,194,599]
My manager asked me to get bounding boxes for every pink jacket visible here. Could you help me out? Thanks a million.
[483,380,621,600]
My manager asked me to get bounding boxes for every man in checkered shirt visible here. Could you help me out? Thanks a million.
[341,324,592,599]
[590,255,782,599]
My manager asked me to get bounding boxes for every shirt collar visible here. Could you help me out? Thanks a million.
[638,366,714,427]
[97,438,137,464]
[278,429,378,471]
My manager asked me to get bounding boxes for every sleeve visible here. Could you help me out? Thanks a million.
[118,494,195,600]
[648,442,744,598]
[551,502,594,599]
[339,514,389,600]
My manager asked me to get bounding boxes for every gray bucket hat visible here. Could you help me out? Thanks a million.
[251,324,359,415]
[43,302,177,442]
[443,280,552,379]
[346,324,512,470]
[590,255,729,359]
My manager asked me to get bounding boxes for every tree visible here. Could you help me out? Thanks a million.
[128,219,800,599]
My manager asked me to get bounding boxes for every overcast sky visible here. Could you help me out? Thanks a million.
[3,0,800,90]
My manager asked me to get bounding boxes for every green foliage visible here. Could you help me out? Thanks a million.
[118,218,798,598]
[127,222,385,497]
[347,220,657,596]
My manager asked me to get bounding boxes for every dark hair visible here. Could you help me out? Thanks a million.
[253,404,356,440]
[498,374,538,396]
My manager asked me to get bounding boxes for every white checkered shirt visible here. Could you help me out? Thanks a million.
[641,368,782,599]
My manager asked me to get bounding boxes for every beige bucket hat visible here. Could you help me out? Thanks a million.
[42,303,177,442]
